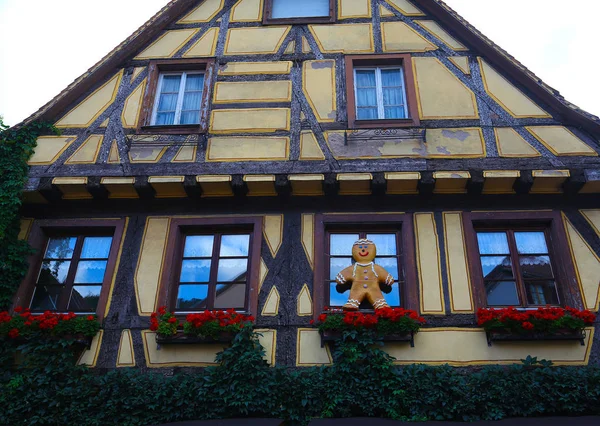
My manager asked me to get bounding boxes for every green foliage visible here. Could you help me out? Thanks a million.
[0,120,58,309]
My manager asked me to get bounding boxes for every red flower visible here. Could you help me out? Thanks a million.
[87,315,95,321]
[522,322,534,331]
[168,317,177,324]
[309,319,315,325]
[24,321,32,326]
[14,306,23,313]
[8,328,19,339]
[158,306,167,315]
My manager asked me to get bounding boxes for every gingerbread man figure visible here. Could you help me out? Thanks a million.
[335,239,395,310]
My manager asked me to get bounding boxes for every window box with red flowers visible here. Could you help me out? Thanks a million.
[0,307,101,349]
[477,307,596,347]
[151,306,255,345]
[313,307,426,347]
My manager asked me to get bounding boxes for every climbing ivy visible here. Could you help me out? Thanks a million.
[0,118,58,309]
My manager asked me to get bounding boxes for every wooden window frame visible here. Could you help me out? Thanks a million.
[462,211,584,310]
[313,213,418,319]
[157,217,263,317]
[137,59,215,135]
[263,0,336,25]
[13,219,126,322]
[345,54,420,129]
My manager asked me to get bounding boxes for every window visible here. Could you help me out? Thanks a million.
[151,72,204,126]
[157,217,263,315]
[345,54,420,129]
[264,0,334,24]
[463,211,583,309]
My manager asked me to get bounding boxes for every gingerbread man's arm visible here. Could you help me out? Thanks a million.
[335,265,354,292]
[374,264,395,288]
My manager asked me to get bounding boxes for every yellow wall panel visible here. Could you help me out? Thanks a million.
[527,126,597,157]
[259,258,269,292]
[300,130,325,160]
[224,27,290,55]
[297,284,313,316]
[302,214,315,269]
[385,328,594,366]
[213,81,292,104]
[178,0,224,23]
[108,140,121,164]
[416,21,467,50]
[219,61,292,75]
[443,212,473,313]
[382,22,436,52]
[479,58,551,118]
[134,29,198,59]
[338,0,371,19]
[116,330,135,367]
[296,329,333,366]
[448,56,470,74]
[65,135,103,164]
[303,60,337,122]
[77,331,104,368]
[210,108,290,133]
[264,215,283,257]
[413,57,478,119]
[28,136,76,165]
[414,213,445,314]
[121,79,146,128]
[495,128,541,158]
[131,67,145,83]
[231,0,263,22]
[309,24,374,53]
[129,143,167,163]
[581,210,600,237]
[379,4,395,17]
[135,217,170,316]
[182,27,219,57]
[426,128,486,158]
[172,144,197,163]
[56,71,123,128]
[262,286,280,316]
[207,137,289,161]
[385,0,424,15]
[18,219,33,241]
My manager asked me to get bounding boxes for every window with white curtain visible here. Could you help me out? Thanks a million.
[354,67,408,120]
[151,72,205,126]
[270,0,329,19]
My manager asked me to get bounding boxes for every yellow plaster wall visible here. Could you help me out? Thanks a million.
[134,29,198,59]
[426,128,486,158]
[296,329,333,366]
[478,58,550,118]
[56,71,123,128]
[309,24,374,53]
[527,126,597,157]
[219,61,292,75]
[224,27,290,55]
[262,286,281,316]
[264,215,283,257]
[108,140,121,164]
[303,60,337,122]
[207,137,290,161]
[302,214,315,269]
[172,144,197,162]
[131,67,145,83]
[449,56,470,74]
[129,143,168,163]
[381,22,436,52]
[413,57,478,119]
[259,258,269,292]
[385,328,594,366]
[385,0,424,16]
[65,135,103,164]
[28,136,76,165]
[443,212,473,313]
[135,217,170,316]
[297,284,313,316]
[210,108,290,133]
[213,81,292,104]
[416,21,467,50]
[18,219,33,241]
[117,330,135,367]
[495,127,541,158]
[338,0,371,19]
[177,0,224,23]
[121,79,146,128]
[581,210,600,237]
[183,27,219,57]
[231,0,263,22]
[414,213,445,314]
[302,37,311,53]
[77,331,104,368]
[300,131,325,160]
[379,4,394,17]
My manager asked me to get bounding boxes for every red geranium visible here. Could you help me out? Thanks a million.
[477,306,595,334]
[314,307,425,336]
[0,308,101,339]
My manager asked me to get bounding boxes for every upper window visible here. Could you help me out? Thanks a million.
[345,54,420,129]
[264,0,334,24]
[151,72,205,126]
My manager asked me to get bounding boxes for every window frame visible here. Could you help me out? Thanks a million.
[137,59,215,135]
[150,71,206,127]
[13,219,127,321]
[313,213,418,319]
[263,0,336,25]
[345,54,420,129]
[157,217,263,317]
[462,211,584,310]
[353,66,409,121]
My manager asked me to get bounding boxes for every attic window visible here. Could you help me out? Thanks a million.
[151,72,205,126]
[264,0,335,24]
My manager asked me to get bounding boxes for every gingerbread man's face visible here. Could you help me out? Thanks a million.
[352,241,376,263]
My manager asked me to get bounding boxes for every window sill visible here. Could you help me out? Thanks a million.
[155,331,236,345]
[351,119,418,129]
[485,329,586,347]
[138,125,203,135]
[319,329,415,348]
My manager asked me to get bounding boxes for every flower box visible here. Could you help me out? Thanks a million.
[155,331,236,345]
[319,329,415,348]
[486,329,586,347]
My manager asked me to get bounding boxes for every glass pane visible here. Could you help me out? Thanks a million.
[183,236,214,258]
[377,258,399,280]
[182,91,202,111]
[161,75,182,93]
[220,235,250,257]
[30,286,62,311]
[37,260,70,286]
[382,87,402,106]
[329,282,349,307]
[217,259,248,282]
[480,256,513,280]
[176,285,208,310]
[180,111,200,125]
[157,93,178,112]
[477,232,510,255]
[384,106,404,119]
[515,232,548,254]
[520,256,554,280]
[180,260,211,283]
[45,237,76,259]
[357,108,378,120]
[330,234,359,256]
[271,0,329,18]
[330,257,353,280]
[215,284,246,309]
[68,286,102,312]
[380,69,402,87]
[156,112,175,126]
[355,70,376,88]
[367,234,397,255]
[356,88,377,107]
[81,237,112,259]
[185,74,204,91]
[384,287,401,307]
[486,281,520,306]
[526,281,559,305]
[74,261,108,284]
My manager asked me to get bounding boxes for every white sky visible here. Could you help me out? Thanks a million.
[0,0,598,126]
